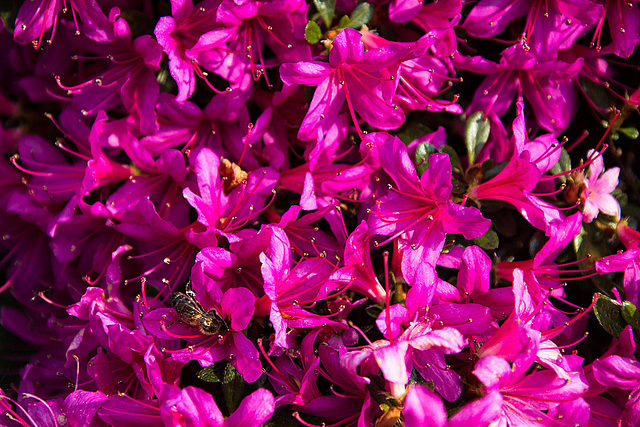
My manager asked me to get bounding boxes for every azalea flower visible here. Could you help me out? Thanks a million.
[280,28,407,140]
[368,135,490,283]
[565,148,621,223]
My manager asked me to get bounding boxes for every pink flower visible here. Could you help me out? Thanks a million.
[579,149,621,223]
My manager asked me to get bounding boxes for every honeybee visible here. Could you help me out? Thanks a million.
[171,282,228,338]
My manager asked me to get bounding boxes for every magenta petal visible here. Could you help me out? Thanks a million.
[329,28,365,66]
[409,327,466,354]
[63,390,108,427]
[458,245,491,298]
[229,332,263,383]
[403,385,447,427]
[596,249,640,274]
[376,304,409,340]
[447,391,504,427]
[593,355,640,389]
[162,385,225,426]
[225,388,275,427]
[406,263,437,316]
[473,355,511,389]
[280,62,332,86]
[373,340,410,386]
[222,287,255,331]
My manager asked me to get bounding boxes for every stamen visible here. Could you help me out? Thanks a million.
[542,293,598,340]
[37,292,68,309]
[257,338,298,390]
[0,393,38,427]
[21,393,59,427]
[383,251,392,344]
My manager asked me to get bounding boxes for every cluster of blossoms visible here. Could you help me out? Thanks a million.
[1,0,640,425]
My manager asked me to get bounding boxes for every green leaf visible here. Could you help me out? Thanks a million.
[473,228,499,250]
[548,147,571,184]
[440,145,463,175]
[223,363,245,413]
[451,177,468,195]
[482,160,508,182]
[313,0,336,26]
[365,305,383,319]
[396,122,432,145]
[304,21,322,44]
[622,301,640,333]
[594,295,627,337]
[414,143,438,176]
[618,126,639,140]
[338,15,350,28]
[581,77,611,111]
[196,365,221,383]
[346,3,373,29]
[465,112,490,166]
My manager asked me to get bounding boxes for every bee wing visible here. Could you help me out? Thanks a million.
[172,292,204,324]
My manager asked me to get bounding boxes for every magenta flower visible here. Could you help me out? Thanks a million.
[183,147,279,243]
[14,0,115,49]
[455,42,583,134]
[280,28,407,140]
[596,247,640,309]
[468,152,559,233]
[473,354,589,426]
[143,264,262,382]
[154,0,222,101]
[495,212,584,297]
[256,226,345,348]
[368,136,490,283]
[160,385,275,427]
[54,19,162,133]
[590,0,640,57]
[403,384,503,427]
[340,221,387,304]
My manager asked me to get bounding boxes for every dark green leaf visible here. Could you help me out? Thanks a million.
[346,3,373,29]
[551,147,571,184]
[622,301,640,333]
[451,177,468,195]
[594,295,627,337]
[581,77,611,111]
[313,0,335,26]
[482,160,508,182]
[473,228,499,250]
[465,112,490,166]
[397,122,432,145]
[440,145,463,175]
[223,363,245,413]
[365,305,383,319]
[196,366,221,383]
[304,21,322,44]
